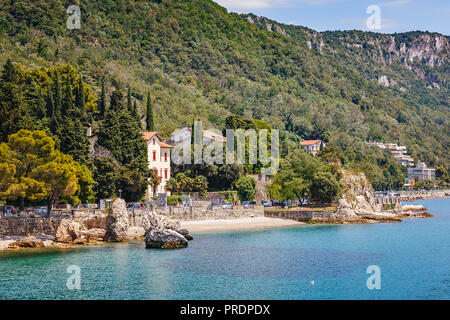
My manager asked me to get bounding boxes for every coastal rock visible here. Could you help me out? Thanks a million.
[55,219,86,243]
[142,212,165,230]
[104,198,129,242]
[83,213,107,229]
[80,228,106,242]
[333,171,384,221]
[176,228,193,241]
[142,212,180,231]
[127,226,145,240]
[145,229,188,249]
[8,236,45,249]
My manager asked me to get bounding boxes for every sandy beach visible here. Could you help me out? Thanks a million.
[180,217,306,233]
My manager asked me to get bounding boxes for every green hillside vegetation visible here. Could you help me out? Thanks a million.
[0,0,448,198]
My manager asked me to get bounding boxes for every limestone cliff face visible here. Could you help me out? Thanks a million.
[242,13,448,89]
[333,170,390,220]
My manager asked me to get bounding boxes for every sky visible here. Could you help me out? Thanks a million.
[213,0,450,35]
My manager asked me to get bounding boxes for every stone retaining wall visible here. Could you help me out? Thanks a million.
[156,205,265,221]
[264,209,335,222]
[0,206,265,236]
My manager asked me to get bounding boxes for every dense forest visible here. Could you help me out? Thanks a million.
[0,0,448,200]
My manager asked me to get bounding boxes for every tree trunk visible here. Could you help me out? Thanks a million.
[19,197,25,212]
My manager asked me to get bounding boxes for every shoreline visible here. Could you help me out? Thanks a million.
[180,217,306,233]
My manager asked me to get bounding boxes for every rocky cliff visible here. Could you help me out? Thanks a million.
[332,170,399,222]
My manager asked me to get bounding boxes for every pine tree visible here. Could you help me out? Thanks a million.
[146,91,154,131]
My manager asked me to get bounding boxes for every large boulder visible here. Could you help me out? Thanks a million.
[8,236,45,249]
[127,226,145,240]
[80,228,106,242]
[55,219,86,243]
[141,212,180,231]
[104,198,129,242]
[176,228,193,241]
[145,229,188,249]
[83,213,107,229]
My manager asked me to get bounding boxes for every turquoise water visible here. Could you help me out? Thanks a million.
[0,198,449,300]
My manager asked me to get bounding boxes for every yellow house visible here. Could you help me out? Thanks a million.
[142,132,173,198]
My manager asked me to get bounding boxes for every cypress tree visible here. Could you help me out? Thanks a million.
[132,100,141,129]
[53,71,62,122]
[76,76,86,122]
[98,77,107,118]
[63,75,73,116]
[0,59,32,141]
[127,87,132,112]
[146,91,154,131]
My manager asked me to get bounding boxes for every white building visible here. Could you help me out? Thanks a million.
[142,132,173,198]
[169,127,226,146]
[408,162,436,182]
[366,141,414,167]
[300,140,326,156]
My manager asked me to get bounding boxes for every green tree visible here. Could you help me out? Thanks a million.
[0,59,33,141]
[309,172,342,203]
[235,176,256,202]
[0,130,93,210]
[97,77,107,118]
[92,157,118,199]
[146,91,154,131]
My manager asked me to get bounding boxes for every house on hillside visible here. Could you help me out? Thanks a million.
[300,140,326,156]
[365,141,414,167]
[142,132,173,198]
[169,127,226,146]
[407,162,436,182]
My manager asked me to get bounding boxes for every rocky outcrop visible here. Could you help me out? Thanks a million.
[333,171,398,222]
[141,211,180,231]
[55,219,86,243]
[104,198,129,242]
[176,228,193,241]
[8,236,45,249]
[142,211,191,248]
[80,228,106,242]
[145,229,188,249]
[83,213,107,229]
[127,226,145,240]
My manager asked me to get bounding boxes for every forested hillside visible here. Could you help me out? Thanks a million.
[0,0,448,171]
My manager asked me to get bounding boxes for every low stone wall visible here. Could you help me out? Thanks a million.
[264,209,335,222]
[0,216,65,236]
[157,205,265,221]
[1,205,265,236]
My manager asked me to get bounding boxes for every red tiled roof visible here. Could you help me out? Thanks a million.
[300,140,322,146]
[142,132,173,148]
[142,131,159,141]
[160,142,174,148]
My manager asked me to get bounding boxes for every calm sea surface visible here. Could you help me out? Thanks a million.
[0,198,448,300]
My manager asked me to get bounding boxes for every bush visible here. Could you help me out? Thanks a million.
[167,195,182,205]
[235,176,256,202]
